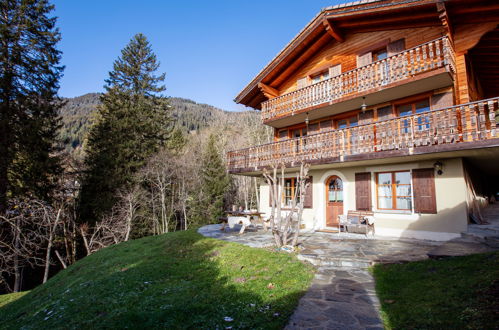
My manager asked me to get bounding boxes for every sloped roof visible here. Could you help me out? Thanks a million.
[234,0,491,109]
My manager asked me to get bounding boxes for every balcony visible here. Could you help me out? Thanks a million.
[228,97,499,174]
[261,37,456,125]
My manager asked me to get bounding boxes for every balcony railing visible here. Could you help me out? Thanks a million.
[228,97,499,172]
[261,37,456,123]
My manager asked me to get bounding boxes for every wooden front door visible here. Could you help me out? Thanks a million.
[326,176,343,227]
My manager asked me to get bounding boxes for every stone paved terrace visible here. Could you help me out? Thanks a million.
[198,224,498,329]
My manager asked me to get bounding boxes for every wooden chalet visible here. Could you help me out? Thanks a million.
[228,0,499,240]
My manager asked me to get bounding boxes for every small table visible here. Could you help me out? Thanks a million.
[222,211,266,234]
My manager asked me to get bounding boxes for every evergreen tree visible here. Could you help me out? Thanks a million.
[0,0,63,212]
[79,33,172,223]
[200,134,230,223]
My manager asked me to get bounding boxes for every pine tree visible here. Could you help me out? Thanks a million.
[0,0,63,212]
[200,134,231,223]
[79,33,172,223]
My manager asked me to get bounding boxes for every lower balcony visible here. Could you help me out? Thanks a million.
[228,97,499,174]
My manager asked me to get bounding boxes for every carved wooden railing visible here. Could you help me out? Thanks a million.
[261,37,456,123]
[228,97,499,172]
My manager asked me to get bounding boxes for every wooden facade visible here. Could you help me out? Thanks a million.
[228,0,499,174]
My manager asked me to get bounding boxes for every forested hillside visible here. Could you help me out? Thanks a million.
[59,93,261,157]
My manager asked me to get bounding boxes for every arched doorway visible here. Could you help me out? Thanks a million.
[325,176,343,228]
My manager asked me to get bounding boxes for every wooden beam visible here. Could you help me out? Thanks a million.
[273,33,332,87]
[322,19,344,42]
[337,12,437,28]
[437,1,454,42]
[258,82,279,99]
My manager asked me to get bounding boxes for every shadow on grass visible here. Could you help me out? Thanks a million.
[0,230,314,329]
[372,252,499,329]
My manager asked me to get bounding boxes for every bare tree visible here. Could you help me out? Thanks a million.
[0,199,66,291]
[263,163,310,248]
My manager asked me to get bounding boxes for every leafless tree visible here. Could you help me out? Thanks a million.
[0,199,67,292]
[263,163,310,248]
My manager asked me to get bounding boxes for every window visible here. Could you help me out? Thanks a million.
[284,178,301,207]
[337,115,358,129]
[328,178,343,202]
[311,71,330,84]
[373,48,388,62]
[278,129,288,141]
[397,98,431,133]
[376,171,412,210]
[376,106,393,122]
[320,120,332,132]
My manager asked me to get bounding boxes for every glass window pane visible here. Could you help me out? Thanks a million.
[349,116,358,127]
[415,99,430,113]
[378,173,392,185]
[396,185,411,196]
[323,72,330,80]
[328,191,335,202]
[338,119,347,129]
[398,104,412,117]
[396,197,412,210]
[378,196,392,209]
[377,106,392,121]
[336,190,343,202]
[320,120,332,132]
[308,123,319,134]
[312,76,320,83]
[395,172,411,184]
[377,185,392,197]
[279,130,288,140]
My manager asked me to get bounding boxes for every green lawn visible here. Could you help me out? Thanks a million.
[373,252,499,329]
[0,230,314,329]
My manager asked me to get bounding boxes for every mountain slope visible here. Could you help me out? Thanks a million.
[58,93,260,156]
[0,230,313,329]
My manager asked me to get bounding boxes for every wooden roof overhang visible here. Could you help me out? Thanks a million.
[235,0,499,110]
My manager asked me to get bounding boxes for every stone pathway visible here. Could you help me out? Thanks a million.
[198,224,498,329]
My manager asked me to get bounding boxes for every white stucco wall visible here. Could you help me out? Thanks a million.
[258,157,468,241]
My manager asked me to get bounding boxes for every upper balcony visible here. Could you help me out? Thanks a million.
[261,37,456,127]
[228,97,499,174]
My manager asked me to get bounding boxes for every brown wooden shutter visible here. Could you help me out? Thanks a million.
[413,168,437,214]
[304,177,313,209]
[357,52,372,68]
[329,64,342,77]
[387,38,405,56]
[355,172,372,211]
[297,77,308,89]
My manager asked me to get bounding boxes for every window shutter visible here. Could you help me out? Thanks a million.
[413,168,437,214]
[304,177,313,209]
[297,77,308,89]
[328,64,342,77]
[355,172,372,211]
[387,39,405,56]
[357,52,372,68]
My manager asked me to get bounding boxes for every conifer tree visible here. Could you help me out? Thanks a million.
[79,33,172,223]
[200,134,231,223]
[0,0,63,212]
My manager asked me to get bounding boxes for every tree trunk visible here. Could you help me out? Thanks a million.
[43,209,61,283]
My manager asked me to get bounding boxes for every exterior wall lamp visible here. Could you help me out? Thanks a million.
[305,112,309,126]
[361,97,367,112]
[434,161,443,175]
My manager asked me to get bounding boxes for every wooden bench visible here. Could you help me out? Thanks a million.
[339,211,375,236]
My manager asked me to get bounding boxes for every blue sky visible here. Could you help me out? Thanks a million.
[53,0,343,111]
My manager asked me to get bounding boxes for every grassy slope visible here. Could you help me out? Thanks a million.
[373,252,499,329]
[0,231,314,329]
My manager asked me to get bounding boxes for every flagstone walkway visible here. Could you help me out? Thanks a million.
[198,224,496,329]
